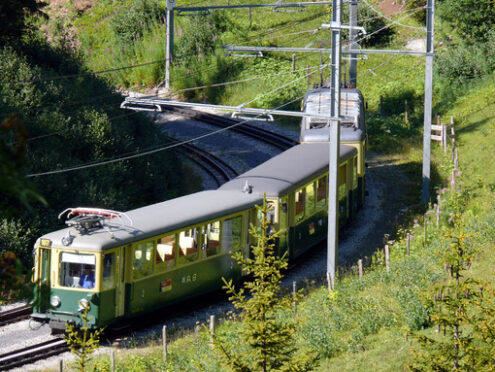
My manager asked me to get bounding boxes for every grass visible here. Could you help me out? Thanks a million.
[36,2,495,370]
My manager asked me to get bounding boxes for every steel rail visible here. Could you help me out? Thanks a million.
[0,305,32,326]
[0,338,68,370]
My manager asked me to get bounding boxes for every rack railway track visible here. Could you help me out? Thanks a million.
[161,106,298,151]
[170,137,239,186]
[0,338,68,371]
[0,305,32,327]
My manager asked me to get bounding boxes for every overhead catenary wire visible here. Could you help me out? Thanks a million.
[26,65,325,178]
[357,29,424,79]
[351,6,425,47]
[361,0,426,31]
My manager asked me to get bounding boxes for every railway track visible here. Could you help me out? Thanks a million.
[0,338,68,371]
[168,137,239,186]
[0,305,32,327]
[162,106,298,151]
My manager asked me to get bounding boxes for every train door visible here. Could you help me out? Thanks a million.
[115,246,126,318]
[36,247,51,312]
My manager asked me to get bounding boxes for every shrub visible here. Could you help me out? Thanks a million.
[109,0,166,46]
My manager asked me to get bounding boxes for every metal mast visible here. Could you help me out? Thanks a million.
[165,0,175,90]
[421,0,435,203]
[348,0,359,87]
[327,0,342,288]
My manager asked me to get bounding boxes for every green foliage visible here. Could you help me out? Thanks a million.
[109,0,166,46]
[175,15,218,62]
[0,251,35,305]
[341,3,395,47]
[0,45,186,267]
[437,0,495,44]
[409,191,495,371]
[215,195,316,372]
[435,31,495,86]
[0,0,46,45]
[404,0,427,23]
[0,116,47,216]
[65,302,104,372]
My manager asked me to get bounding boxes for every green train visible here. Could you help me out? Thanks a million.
[31,88,366,331]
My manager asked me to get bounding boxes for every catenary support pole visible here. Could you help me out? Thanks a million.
[421,0,435,203]
[165,0,175,90]
[348,0,359,86]
[327,0,342,288]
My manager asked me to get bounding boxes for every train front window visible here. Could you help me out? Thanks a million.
[59,252,96,290]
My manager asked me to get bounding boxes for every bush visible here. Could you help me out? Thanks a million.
[109,0,166,46]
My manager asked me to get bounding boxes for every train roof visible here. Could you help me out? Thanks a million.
[303,88,362,120]
[219,143,357,197]
[38,190,263,252]
[300,88,365,143]
[38,144,356,252]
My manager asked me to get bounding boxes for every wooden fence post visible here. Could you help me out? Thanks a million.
[111,349,115,372]
[404,99,408,125]
[209,315,215,349]
[292,281,297,312]
[406,233,411,256]
[424,218,428,244]
[385,245,390,271]
[441,116,448,154]
[59,360,63,372]
[358,259,363,278]
[162,325,167,363]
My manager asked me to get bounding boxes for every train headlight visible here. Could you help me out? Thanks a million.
[50,296,61,308]
[78,299,90,312]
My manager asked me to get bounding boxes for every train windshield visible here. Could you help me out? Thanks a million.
[59,252,96,290]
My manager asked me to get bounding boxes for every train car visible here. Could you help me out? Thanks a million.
[31,143,359,331]
[300,88,367,210]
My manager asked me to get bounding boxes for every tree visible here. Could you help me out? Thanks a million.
[437,0,495,43]
[214,195,316,372]
[408,192,495,371]
[0,0,46,45]
[65,302,103,372]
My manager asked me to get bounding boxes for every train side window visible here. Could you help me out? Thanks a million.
[133,242,154,280]
[222,216,242,253]
[316,176,327,208]
[295,188,305,222]
[202,221,220,258]
[179,228,198,265]
[339,165,347,200]
[156,234,176,271]
[102,252,115,290]
[306,183,316,214]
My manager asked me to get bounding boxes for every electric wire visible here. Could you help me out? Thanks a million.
[26,66,325,177]
[361,0,426,30]
[351,6,425,47]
